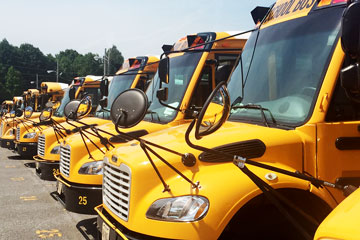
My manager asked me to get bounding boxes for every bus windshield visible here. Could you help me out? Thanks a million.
[95,74,136,119]
[53,88,70,117]
[144,52,203,124]
[228,7,343,127]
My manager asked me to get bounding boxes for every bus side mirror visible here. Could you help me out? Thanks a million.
[110,89,148,128]
[156,88,168,102]
[341,63,360,102]
[159,57,169,84]
[15,109,23,117]
[69,87,76,100]
[341,1,360,59]
[194,82,230,140]
[24,106,34,118]
[39,107,53,121]
[100,78,109,97]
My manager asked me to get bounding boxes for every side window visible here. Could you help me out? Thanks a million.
[188,66,212,110]
[135,73,155,92]
[325,77,360,122]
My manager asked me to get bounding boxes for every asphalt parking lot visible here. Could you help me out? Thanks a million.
[0,147,98,240]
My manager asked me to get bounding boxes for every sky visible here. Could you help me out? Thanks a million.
[0,0,275,59]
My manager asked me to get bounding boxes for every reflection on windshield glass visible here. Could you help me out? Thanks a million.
[228,7,342,126]
[95,74,135,119]
[144,52,203,123]
[53,88,70,117]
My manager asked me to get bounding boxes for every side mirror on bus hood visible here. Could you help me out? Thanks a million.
[110,89,148,128]
[100,77,109,97]
[158,57,169,84]
[194,82,230,140]
[341,1,360,59]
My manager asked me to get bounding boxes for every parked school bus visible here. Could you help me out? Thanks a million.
[0,100,13,116]
[0,95,26,148]
[14,78,102,158]
[35,57,158,182]
[0,83,67,150]
[95,1,360,239]
[54,33,245,214]
[32,76,104,178]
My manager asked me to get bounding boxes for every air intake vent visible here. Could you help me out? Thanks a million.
[38,134,46,156]
[199,139,266,162]
[16,126,20,141]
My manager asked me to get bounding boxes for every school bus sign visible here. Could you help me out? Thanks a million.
[264,0,317,26]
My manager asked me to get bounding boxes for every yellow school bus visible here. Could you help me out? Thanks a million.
[0,83,67,150]
[0,100,13,116]
[14,78,98,158]
[54,33,245,214]
[36,56,159,181]
[96,1,360,239]
[314,187,360,240]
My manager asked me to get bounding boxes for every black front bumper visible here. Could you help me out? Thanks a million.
[54,175,102,214]
[0,138,15,149]
[96,206,172,240]
[35,159,59,181]
[16,142,37,157]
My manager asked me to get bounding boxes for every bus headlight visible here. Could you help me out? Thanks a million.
[78,161,103,175]
[50,145,60,154]
[146,196,209,222]
[24,132,37,139]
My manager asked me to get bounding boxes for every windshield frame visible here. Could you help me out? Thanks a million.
[143,51,205,124]
[227,6,344,128]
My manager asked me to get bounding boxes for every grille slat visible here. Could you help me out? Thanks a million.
[0,122,3,137]
[16,126,20,141]
[37,134,45,156]
[60,145,71,177]
[103,162,131,221]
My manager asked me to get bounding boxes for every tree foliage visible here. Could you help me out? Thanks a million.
[0,38,124,103]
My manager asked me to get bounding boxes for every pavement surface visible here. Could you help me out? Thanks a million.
[0,147,99,240]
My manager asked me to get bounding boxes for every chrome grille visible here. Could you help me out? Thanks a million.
[103,162,131,221]
[16,126,20,141]
[37,134,46,156]
[0,122,3,137]
[60,145,71,177]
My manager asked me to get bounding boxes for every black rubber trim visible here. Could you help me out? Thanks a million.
[97,207,176,240]
[199,139,266,162]
[109,130,148,143]
[54,176,102,214]
[17,142,37,157]
[35,161,59,181]
[335,137,360,150]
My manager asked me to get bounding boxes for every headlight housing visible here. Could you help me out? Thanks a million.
[50,145,60,154]
[24,132,37,139]
[146,196,209,222]
[78,161,103,175]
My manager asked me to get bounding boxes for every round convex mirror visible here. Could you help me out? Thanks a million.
[39,107,53,121]
[195,82,230,140]
[76,95,92,119]
[10,110,16,118]
[64,100,81,120]
[15,108,23,117]
[24,106,34,118]
[110,89,148,128]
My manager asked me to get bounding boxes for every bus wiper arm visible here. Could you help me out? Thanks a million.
[232,104,276,127]
[146,110,161,122]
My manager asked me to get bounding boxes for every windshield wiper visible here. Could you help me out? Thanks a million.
[232,103,276,127]
[146,110,161,122]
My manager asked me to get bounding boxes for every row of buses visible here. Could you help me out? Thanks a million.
[1,0,360,239]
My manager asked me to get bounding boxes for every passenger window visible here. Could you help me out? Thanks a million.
[188,66,212,111]
[135,73,155,92]
[326,78,360,122]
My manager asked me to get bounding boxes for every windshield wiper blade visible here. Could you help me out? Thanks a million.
[232,103,276,127]
[146,110,161,122]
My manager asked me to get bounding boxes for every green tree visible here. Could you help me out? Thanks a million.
[56,49,80,82]
[73,53,103,77]
[106,46,124,75]
[5,66,23,98]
